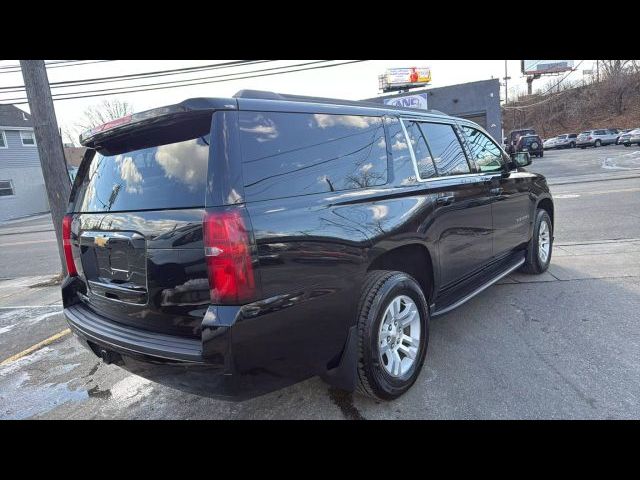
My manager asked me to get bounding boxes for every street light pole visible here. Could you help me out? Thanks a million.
[20,60,71,276]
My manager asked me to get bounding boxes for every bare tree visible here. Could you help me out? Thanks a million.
[600,60,633,79]
[63,99,134,146]
[76,99,134,131]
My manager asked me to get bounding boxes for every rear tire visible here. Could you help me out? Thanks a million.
[521,209,553,274]
[595,140,601,147]
[570,142,576,148]
[539,151,544,158]
[355,270,429,401]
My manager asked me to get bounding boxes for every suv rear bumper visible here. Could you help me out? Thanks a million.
[64,302,308,400]
[65,304,205,364]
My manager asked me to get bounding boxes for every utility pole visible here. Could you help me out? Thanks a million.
[503,60,511,104]
[596,60,600,82]
[20,60,71,275]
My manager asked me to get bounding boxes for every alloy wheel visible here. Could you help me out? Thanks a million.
[378,295,421,377]
[538,219,551,263]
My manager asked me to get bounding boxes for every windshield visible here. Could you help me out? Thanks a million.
[557,135,567,139]
[72,133,210,213]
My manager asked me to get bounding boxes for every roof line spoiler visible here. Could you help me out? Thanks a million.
[79,98,237,148]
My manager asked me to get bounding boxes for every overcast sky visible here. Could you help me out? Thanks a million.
[0,60,596,139]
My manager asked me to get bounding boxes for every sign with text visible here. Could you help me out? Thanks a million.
[385,67,431,87]
[384,93,428,110]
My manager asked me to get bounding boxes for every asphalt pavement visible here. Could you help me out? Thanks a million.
[1,144,639,419]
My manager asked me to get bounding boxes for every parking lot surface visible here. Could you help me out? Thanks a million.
[1,144,639,419]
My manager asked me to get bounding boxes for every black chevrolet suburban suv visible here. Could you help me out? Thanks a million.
[62,90,554,401]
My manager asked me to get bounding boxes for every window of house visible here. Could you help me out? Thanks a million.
[0,180,15,197]
[20,131,36,146]
[0,131,7,148]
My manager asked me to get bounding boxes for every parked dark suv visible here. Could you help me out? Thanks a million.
[506,128,536,154]
[62,91,554,401]
[516,134,544,158]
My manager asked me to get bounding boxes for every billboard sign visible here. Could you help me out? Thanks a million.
[385,67,431,87]
[522,60,574,75]
[384,93,428,110]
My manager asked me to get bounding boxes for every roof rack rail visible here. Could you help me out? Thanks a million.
[232,89,450,117]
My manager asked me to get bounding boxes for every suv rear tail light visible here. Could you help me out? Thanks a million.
[62,215,77,277]
[203,210,256,305]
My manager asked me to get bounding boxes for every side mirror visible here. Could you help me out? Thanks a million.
[511,151,531,168]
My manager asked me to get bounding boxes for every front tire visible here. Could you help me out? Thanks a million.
[522,209,553,274]
[595,140,601,147]
[355,270,429,401]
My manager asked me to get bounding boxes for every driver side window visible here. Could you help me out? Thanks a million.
[461,126,506,173]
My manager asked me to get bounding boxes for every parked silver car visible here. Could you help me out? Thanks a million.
[543,133,577,150]
[617,129,634,144]
[576,129,619,148]
[626,128,640,146]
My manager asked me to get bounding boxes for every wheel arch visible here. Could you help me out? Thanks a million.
[367,243,436,305]
[537,196,554,229]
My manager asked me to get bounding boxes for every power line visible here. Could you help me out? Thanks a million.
[0,60,112,74]
[0,60,271,92]
[1,61,364,105]
[0,60,81,70]
[0,60,326,102]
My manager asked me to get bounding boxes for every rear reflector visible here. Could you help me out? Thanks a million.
[203,210,256,305]
[62,215,77,277]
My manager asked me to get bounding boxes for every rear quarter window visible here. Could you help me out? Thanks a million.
[238,111,388,202]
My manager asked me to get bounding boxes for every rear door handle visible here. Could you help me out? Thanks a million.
[436,195,455,206]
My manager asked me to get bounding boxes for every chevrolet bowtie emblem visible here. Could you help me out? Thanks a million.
[94,235,109,248]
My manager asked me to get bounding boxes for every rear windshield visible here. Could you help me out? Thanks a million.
[72,127,211,213]
[521,137,539,145]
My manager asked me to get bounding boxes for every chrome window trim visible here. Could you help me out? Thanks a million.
[399,117,492,184]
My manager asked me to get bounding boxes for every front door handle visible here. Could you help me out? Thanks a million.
[436,195,455,206]
[490,187,504,196]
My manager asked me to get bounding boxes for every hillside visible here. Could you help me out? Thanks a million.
[502,71,640,139]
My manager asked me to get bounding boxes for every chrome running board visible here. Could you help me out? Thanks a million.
[432,258,525,317]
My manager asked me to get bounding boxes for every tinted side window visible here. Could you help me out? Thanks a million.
[404,121,437,179]
[419,122,470,176]
[461,126,505,173]
[239,112,387,201]
[385,117,417,185]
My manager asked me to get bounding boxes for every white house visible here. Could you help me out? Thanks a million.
[0,105,49,221]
